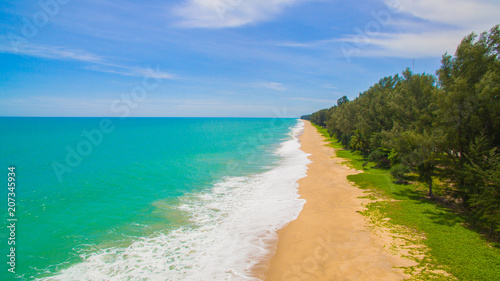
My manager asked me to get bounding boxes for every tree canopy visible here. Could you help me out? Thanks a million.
[306,25,500,237]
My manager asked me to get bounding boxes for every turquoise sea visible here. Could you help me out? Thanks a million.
[0,118,309,280]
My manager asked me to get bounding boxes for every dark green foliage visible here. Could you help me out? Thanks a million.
[336,144,500,280]
[390,164,411,184]
[300,114,311,120]
[307,25,500,237]
[464,136,500,233]
[436,25,500,207]
[309,107,333,127]
[368,149,390,168]
[337,95,349,106]
[391,131,440,197]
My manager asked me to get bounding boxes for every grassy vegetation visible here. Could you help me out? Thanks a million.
[312,124,500,281]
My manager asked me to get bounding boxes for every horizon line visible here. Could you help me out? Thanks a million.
[0,116,302,119]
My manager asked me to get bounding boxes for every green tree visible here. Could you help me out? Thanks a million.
[465,136,500,234]
[310,108,333,127]
[392,131,440,197]
[337,95,349,106]
[309,25,500,234]
[436,25,500,205]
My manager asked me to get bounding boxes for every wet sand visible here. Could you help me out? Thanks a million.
[264,120,414,281]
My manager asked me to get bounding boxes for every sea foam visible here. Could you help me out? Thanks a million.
[40,120,310,281]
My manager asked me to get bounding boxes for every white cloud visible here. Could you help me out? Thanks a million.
[172,0,304,28]
[392,0,500,30]
[86,65,176,80]
[0,42,104,63]
[339,30,468,58]
[0,42,176,79]
[268,38,337,48]
[273,0,500,58]
[255,81,287,91]
[356,0,500,58]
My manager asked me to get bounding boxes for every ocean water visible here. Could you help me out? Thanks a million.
[0,118,309,280]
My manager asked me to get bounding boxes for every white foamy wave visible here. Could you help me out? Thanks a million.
[40,120,310,281]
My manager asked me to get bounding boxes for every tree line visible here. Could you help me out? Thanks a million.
[302,25,500,237]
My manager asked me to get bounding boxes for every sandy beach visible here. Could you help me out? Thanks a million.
[264,120,414,281]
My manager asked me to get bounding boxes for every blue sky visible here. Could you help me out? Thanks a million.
[1,0,499,117]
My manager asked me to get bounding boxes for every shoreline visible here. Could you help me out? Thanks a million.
[262,120,415,280]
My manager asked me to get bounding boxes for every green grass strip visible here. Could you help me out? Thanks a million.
[312,124,500,281]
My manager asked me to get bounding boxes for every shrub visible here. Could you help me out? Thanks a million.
[390,164,411,184]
